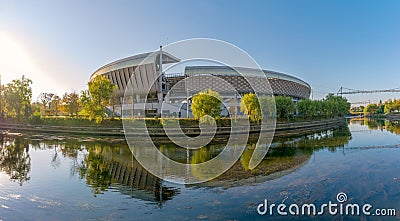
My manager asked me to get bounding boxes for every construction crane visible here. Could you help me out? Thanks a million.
[337,87,400,96]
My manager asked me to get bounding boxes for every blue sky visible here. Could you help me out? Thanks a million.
[0,0,399,103]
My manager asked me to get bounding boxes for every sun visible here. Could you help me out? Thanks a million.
[0,33,41,85]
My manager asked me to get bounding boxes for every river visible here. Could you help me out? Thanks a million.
[0,119,399,220]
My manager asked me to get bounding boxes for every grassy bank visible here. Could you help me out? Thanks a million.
[0,116,347,128]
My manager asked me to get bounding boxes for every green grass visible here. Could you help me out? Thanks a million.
[29,116,123,127]
[0,115,345,128]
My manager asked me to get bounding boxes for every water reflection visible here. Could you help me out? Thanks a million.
[1,120,399,220]
[0,124,353,194]
[350,118,400,135]
[273,124,352,151]
[0,134,31,185]
[77,143,179,203]
[196,125,352,188]
[0,135,180,204]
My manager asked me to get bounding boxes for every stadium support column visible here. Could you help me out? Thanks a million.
[158,46,164,115]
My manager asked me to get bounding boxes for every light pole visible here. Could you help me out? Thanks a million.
[158,46,163,115]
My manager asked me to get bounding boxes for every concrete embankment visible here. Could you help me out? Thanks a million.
[274,118,345,137]
[387,114,400,121]
[0,118,346,138]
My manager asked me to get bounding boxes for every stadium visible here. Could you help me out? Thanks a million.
[90,51,311,117]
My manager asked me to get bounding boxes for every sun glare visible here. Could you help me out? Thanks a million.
[0,33,41,84]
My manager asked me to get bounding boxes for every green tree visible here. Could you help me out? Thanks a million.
[240,93,261,122]
[297,99,315,118]
[79,90,103,122]
[393,99,400,113]
[259,95,275,118]
[364,104,378,116]
[275,96,295,120]
[79,76,116,122]
[322,100,334,118]
[324,94,350,117]
[384,99,393,114]
[191,89,222,121]
[3,76,33,120]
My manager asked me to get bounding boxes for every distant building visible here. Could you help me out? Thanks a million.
[90,51,311,117]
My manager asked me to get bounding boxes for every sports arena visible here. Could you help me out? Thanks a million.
[90,51,311,117]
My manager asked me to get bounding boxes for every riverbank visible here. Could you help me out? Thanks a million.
[0,118,346,138]
[387,113,400,121]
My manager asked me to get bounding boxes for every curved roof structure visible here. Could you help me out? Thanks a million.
[90,51,180,81]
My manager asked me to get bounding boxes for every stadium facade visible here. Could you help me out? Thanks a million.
[90,51,311,117]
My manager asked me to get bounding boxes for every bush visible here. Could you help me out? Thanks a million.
[275,96,295,120]
[29,111,42,125]
[297,94,350,119]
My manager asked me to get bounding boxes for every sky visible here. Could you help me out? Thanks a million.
[0,0,399,104]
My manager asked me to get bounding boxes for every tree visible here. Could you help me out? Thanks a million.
[364,104,378,116]
[240,93,261,122]
[191,89,222,122]
[79,76,116,122]
[384,99,393,114]
[297,95,350,119]
[384,99,400,114]
[79,90,103,122]
[324,94,350,117]
[37,92,54,113]
[275,96,295,120]
[110,88,120,118]
[376,101,385,114]
[259,95,275,118]
[227,97,238,118]
[297,99,315,118]
[393,99,400,113]
[0,84,5,120]
[61,92,80,116]
[3,76,32,120]
[68,92,80,116]
[50,95,60,115]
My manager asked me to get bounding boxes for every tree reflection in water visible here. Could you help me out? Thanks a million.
[0,134,31,185]
[274,124,352,151]
[358,118,400,135]
[78,144,113,196]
